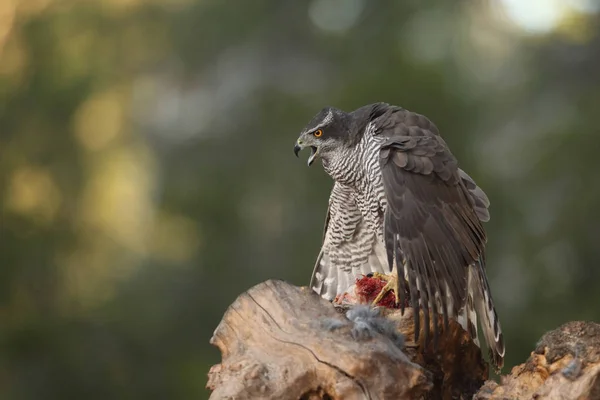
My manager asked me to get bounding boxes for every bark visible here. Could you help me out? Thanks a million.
[475,321,600,400]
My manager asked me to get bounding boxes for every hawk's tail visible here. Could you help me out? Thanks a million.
[460,259,505,372]
[310,244,391,301]
[310,250,352,301]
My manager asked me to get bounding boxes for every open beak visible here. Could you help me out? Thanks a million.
[307,146,318,166]
[294,142,318,166]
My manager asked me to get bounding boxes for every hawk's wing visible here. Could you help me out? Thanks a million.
[309,182,390,300]
[459,168,490,222]
[372,108,503,368]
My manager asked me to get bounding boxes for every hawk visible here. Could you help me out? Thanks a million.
[293,102,505,370]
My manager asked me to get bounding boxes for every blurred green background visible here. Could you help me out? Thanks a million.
[1,0,600,398]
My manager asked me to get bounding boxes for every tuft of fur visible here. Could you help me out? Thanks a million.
[346,305,404,349]
[318,306,405,350]
[319,317,349,332]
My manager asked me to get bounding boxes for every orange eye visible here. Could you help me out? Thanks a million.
[314,129,323,137]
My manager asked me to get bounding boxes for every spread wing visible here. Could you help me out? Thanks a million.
[309,182,390,300]
[373,108,487,346]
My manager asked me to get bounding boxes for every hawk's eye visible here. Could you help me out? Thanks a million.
[313,129,323,138]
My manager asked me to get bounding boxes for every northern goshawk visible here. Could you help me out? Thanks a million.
[294,103,505,370]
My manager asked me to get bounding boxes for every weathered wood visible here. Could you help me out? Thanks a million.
[474,321,600,400]
[207,279,431,399]
[207,279,600,400]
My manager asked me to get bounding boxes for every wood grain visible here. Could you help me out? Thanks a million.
[207,280,430,400]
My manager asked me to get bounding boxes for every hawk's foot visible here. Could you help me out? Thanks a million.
[370,270,400,307]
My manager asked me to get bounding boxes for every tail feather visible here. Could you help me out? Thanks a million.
[310,250,356,301]
[469,259,505,371]
[310,241,391,301]
[457,270,481,348]
[336,264,350,298]
[310,250,336,300]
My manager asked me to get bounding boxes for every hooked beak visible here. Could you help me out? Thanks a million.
[294,140,318,167]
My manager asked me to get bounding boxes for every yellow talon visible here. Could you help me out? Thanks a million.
[370,269,400,306]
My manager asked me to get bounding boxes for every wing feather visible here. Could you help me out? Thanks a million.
[373,108,487,347]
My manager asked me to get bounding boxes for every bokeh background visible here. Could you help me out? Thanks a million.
[1,0,600,398]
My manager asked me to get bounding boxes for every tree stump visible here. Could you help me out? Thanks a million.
[207,279,431,399]
[207,279,482,399]
[207,279,600,400]
[475,321,600,399]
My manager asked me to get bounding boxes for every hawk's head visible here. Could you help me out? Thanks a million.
[294,106,351,166]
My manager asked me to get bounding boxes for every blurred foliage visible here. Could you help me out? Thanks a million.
[1,0,600,398]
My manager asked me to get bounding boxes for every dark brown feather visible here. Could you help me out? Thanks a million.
[373,108,487,346]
